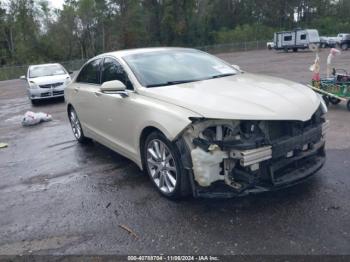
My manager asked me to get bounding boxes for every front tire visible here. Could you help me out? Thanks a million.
[143,131,191,199]
[68,107,89,143]
[347,100,350,111]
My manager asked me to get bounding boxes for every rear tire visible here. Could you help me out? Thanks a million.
[341,43,348,51]
[143,131,191,199]
[347,100,350,111]
[293,48,298,52]
[68,107,89,143]
[329,97,341,105]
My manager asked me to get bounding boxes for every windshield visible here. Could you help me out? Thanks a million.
[29,65,66,78]
[123,49,237,87]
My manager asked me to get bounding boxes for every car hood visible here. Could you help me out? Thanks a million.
[28,75,70,85]
[138,73,321,121]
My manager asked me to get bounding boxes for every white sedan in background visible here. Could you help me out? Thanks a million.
[65,48,328,199]
[21,63,72,105]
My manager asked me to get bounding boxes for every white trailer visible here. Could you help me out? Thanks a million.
[274,29,320,52]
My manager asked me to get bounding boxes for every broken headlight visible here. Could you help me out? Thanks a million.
[191,120,267,152]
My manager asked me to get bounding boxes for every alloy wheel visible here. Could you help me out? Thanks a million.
[146,139,178,194]
[69,110,82,140]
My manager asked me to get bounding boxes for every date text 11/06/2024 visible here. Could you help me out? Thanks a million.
[127,255,220,261]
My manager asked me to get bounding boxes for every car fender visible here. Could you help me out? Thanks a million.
[132,95,202,168]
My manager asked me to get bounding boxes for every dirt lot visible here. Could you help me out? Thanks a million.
[0,49,349,255]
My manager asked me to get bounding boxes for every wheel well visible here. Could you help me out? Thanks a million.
[139,126,163,169]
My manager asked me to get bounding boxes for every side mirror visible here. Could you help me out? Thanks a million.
[69,71,74,75]
[100,80,128,97]
[20,75,26,80]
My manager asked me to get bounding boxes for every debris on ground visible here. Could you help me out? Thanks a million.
[0,143,8,149]
[118,224,139,240]
[106,202,111,208]
[22,111,52,126]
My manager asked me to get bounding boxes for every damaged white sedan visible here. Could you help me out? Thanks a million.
[65,48,329,199]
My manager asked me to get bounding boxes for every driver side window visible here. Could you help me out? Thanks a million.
[77,59,102,84]
[101,57,133,90]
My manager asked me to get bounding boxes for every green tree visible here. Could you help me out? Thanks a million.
[1,0,349,67]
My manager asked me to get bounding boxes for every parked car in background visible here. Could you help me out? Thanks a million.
[267,41,275,50]
[21,63,72,105]
[320,36,329,48]
[65,47,328,199]
[336,33,350,50]
[274,29,320,52]
[327,36,339,47]
[320,36,338,48]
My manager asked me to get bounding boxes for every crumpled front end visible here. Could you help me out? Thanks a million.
[178,105,329,198]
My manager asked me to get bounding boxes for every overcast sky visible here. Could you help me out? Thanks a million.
[49,0,65,10]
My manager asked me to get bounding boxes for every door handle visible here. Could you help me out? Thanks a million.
[74,87,80,92]
[95,92,102,97]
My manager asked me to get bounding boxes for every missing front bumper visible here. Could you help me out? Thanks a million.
[179,116,329,198]
[191,143,325,198]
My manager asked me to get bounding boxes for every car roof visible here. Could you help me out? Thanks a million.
[96,47,197,59]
